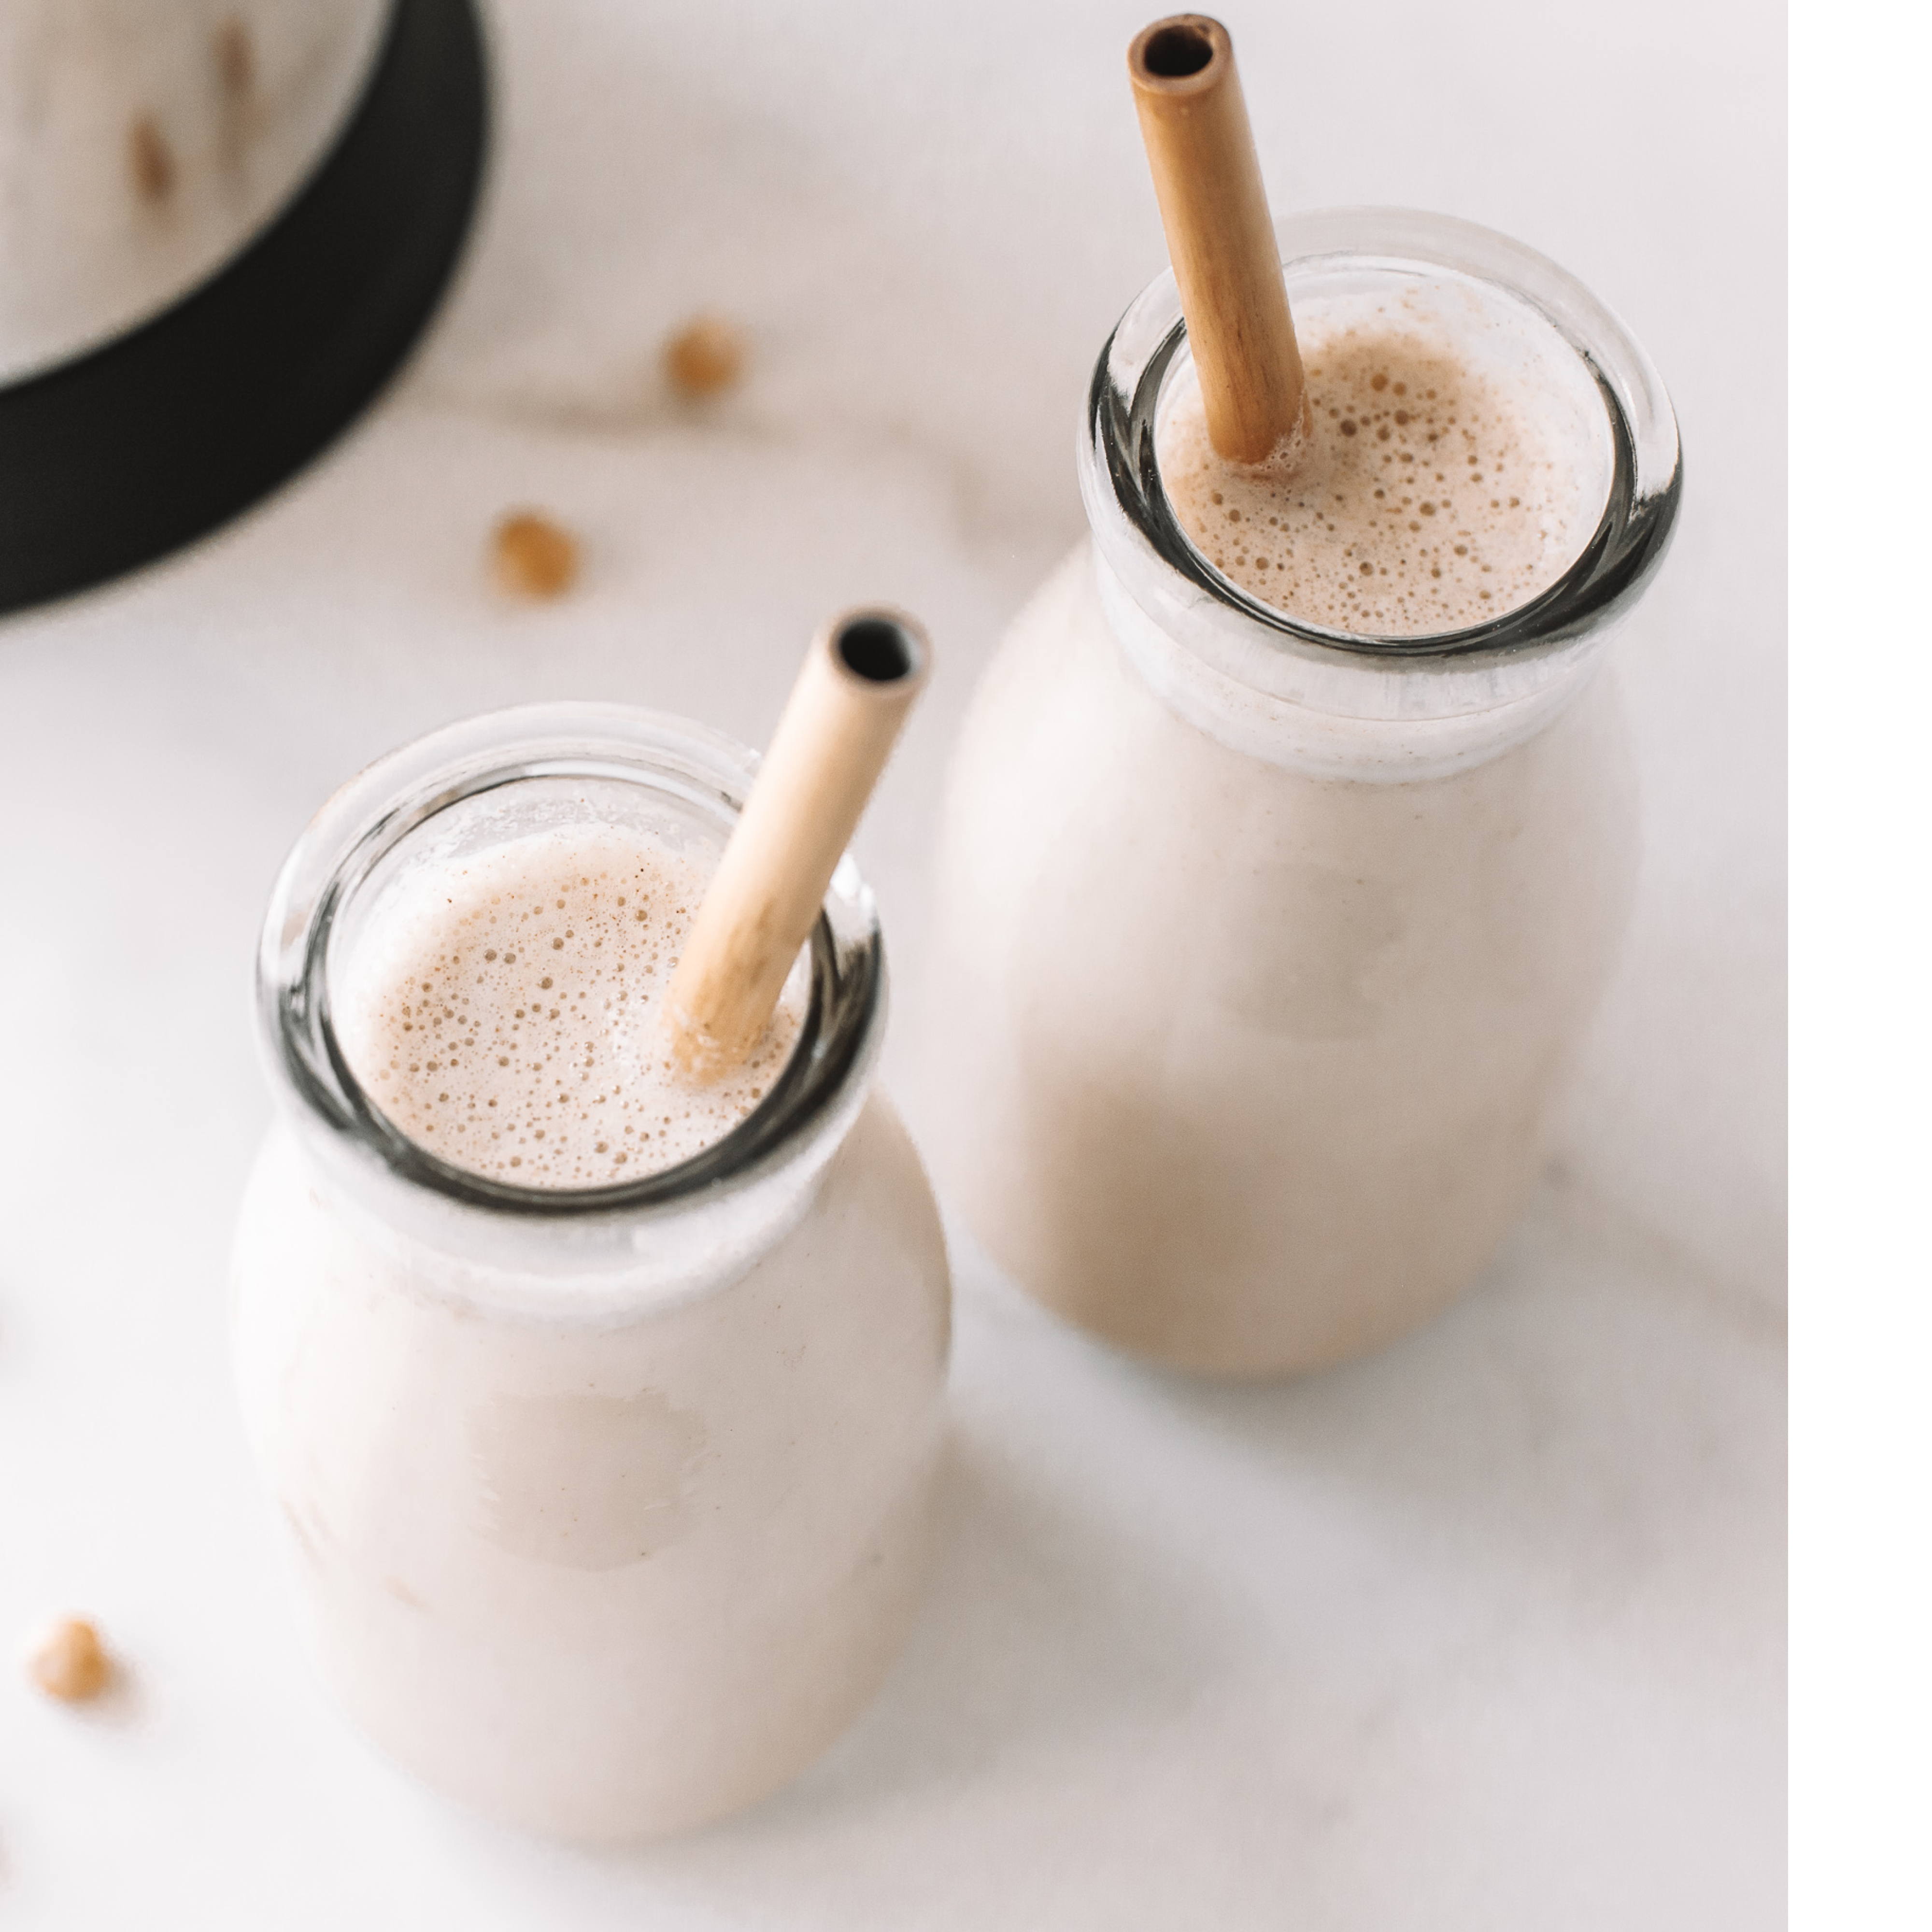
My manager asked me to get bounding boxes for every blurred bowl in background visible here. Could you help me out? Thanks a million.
[0,0,488,615]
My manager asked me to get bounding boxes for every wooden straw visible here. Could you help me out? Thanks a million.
[1127,15,1307,465]
[663,608,930,1080]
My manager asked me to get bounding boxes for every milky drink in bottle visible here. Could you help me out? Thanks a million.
[917,207,1680,1375]
[232,691,949,1840]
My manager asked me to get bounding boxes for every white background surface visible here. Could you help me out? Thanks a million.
[0,1,1784,1924]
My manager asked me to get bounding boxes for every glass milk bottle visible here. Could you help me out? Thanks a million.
[231,702,950,1840]
[919,208,1680,1378]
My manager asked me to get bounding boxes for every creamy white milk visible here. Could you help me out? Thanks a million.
[918,544,1635,1374]
[233,728,950,1841]
[333,827,800,1186]
[915,248,1648,1376]
[1157,280,1608,635]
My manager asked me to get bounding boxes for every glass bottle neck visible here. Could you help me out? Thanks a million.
[1080,207,1681,779]
[255,702,886,1302]
[1086,538,1614,781]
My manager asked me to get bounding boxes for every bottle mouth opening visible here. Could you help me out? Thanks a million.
[1088,207,1682,670]
[258,704,884,1222]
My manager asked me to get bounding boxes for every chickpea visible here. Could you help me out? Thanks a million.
[491,512,579,599]
[23,1615,112,1703]
[664,315,746,398]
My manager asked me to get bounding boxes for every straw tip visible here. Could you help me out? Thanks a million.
[823,607,931,691]
[1128,14,1230,90]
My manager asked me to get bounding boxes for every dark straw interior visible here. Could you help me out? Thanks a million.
[1140,24,1215,78]
[835,616,919,683]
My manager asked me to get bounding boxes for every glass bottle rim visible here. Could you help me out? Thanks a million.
[256,701,884,1224]
[1086,205,1683,670]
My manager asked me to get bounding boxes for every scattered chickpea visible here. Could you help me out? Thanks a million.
[491,511,579,599]
[128,115,175,203]
[215,19,256,97]
[23,1615,112,1703]
[664,314,746,397]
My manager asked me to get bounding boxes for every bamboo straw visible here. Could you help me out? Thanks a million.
[663,608,930,1080]
[1128,14,1307,465]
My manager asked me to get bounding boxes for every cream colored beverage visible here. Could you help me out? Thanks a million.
[916,210,1680,1376]
[331,827,799,1185]
[1157,278,1605,635]
[232,705,950,1840]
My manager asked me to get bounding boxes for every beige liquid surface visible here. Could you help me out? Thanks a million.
[1157,283,1609,637]
[334,827,801,1186]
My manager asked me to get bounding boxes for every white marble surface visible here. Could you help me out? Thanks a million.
[0,1,1785,1924]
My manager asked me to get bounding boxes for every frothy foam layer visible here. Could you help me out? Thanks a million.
[1157,279,1610,637]
[333,827,802,1188]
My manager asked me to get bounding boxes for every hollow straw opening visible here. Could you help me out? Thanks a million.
[1138,22,1217,80]
[834,614,921,684]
